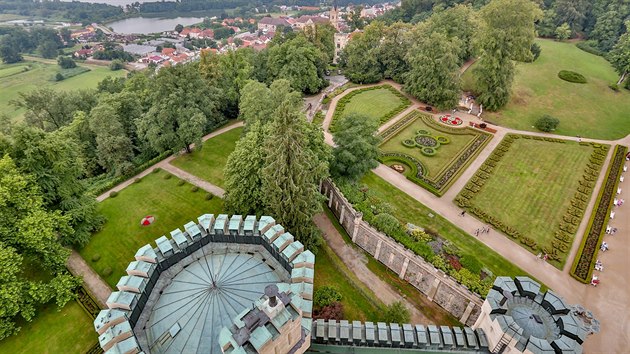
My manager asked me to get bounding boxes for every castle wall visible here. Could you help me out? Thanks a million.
[321,179,484,326]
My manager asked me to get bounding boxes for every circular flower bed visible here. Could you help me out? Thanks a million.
[439,115,463,126]
[421,147,437,156]
[414,135,439,147]
[402,139,416,148]
[436,136,450,144]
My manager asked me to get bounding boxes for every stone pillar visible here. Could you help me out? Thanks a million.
[427,278,441,302]
[339,207,345,225]
[399,258,410,280]
[374,239,383,260]
[328,188,334,208]
[460,301,476,325]
[351,213,362,242]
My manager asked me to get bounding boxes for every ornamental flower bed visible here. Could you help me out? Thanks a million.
[439,114,463,126]
[570,145,627,283]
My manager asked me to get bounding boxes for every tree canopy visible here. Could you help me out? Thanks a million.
[331,113,381,181]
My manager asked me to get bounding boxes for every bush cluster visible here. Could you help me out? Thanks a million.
[314,286,342,308]
[535,115,559,132]
[558,70,587,84]
[575,41,605,57]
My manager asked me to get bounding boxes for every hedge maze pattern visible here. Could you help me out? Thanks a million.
[455,135,609,266]
[570,145,627,282]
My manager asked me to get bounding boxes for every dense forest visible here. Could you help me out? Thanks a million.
[0,0,124,24]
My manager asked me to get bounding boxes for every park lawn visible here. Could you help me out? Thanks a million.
[321,207,461,326]
[170,127,243,188]
[334,87,405,127]
[464,138,596,266]
[79,169,224,287]
[0,301,95,354]
[360,172,536,283]
[314,242,384,322]
[463,39,630,139]
[0,60,126,121]
[379,117,479,178]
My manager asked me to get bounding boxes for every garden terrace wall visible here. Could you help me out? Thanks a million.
[320,179,483,326]
[570,145,628,283]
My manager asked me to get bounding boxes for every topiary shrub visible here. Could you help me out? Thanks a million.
[191,186,199,192]
[558,70,587,84]
[102,267,113,276]
[205,193,214,200]
[314,286,342,308]
[535,114,560,132]
[163,174,172,180]
[177,179,185,186]
[109,191,118,198]
[152,168,161,173]
[372,213,401,236]
[91,254,101,262]
[134,177,142,183]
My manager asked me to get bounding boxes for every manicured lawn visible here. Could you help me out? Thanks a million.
[170,127,243,188]
[79,169,224,287]
[314,242,384,322]
[380,115,481,178]
[460,137,597,267]
[331,86,407,130]
[0,60,127,121]
[463,39,630,139]
[321,206,461,326]
[360,172,538,283]
[0,301,95,354]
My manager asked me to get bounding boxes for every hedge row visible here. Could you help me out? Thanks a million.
[570,145,627,283]
[379,111,420,141]
[456,134,608,265]
[558,70,587,84]
[87,149,172,197]
[329,84,411,133]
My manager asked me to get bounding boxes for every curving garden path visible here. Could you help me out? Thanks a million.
[323,82,630,353]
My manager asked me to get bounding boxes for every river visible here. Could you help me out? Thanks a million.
[107,17,204,35]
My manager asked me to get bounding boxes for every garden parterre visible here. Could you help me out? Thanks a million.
[379,111,491,196]
[455,134,608,268]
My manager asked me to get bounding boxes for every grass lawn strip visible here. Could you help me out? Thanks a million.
[570,145,627,282]
[314,241,384,322]
[170,127,243,188]
[378,112,492,196]
[455,135,607,268]
[463,39,630,139]
[322,206,461,326]
[329,85,410,132]
[360,172,542,287]
[79,169,224,287]
[0,301,95,354]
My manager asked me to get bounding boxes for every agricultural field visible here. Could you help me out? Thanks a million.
[79,169,224,287]
[455,135,607,268]
[170,126,243,188]
[463,39,630,139]
[330,85,410,132]
[0,60,127,121]
[379,112,491,195]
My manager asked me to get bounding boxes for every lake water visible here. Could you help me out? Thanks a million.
[108,17,204,34]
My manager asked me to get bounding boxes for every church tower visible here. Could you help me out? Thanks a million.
[329,0,339,31]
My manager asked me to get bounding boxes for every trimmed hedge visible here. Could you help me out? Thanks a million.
[558,70,587,84]
[570,145,627,283]
[329,84,411,133]
[456,134,608,266]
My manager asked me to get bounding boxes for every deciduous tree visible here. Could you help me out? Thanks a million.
[609,26,630,85]
[331,113,381,181]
